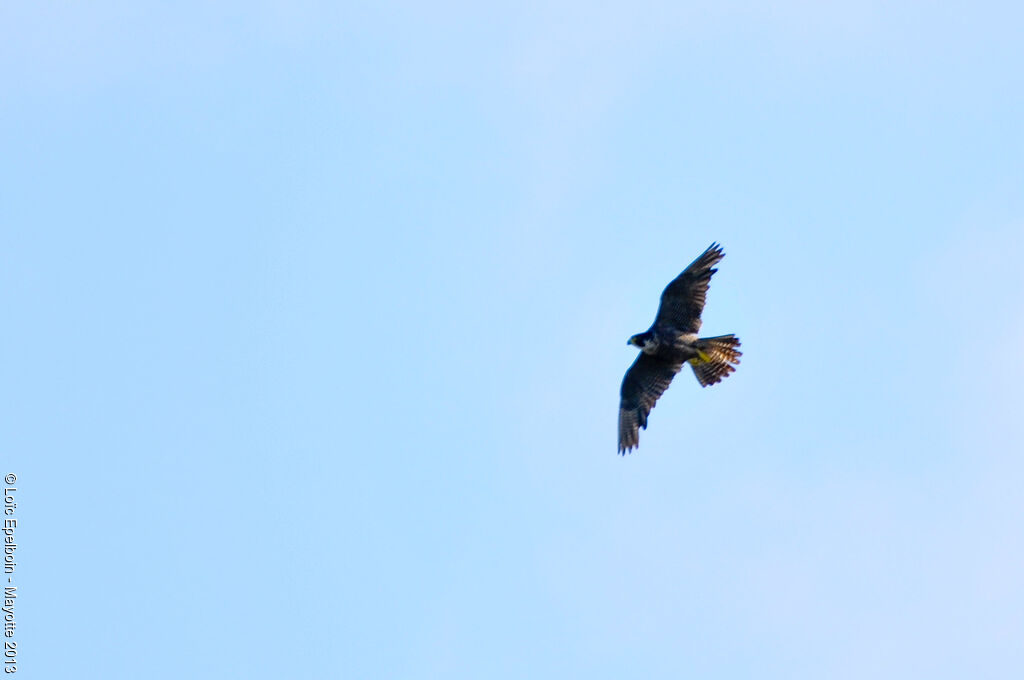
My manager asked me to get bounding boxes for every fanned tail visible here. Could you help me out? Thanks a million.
[690,334,741,387]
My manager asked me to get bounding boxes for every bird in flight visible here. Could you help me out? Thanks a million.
[618,242,741,454]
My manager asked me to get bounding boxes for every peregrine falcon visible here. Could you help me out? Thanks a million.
[618,242,741,454]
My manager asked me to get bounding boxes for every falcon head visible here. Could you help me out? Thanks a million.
[628,332,655,350]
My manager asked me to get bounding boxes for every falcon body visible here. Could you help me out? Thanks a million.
[618,242,741,454]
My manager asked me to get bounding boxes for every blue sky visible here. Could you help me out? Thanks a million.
[3,2,1023,678]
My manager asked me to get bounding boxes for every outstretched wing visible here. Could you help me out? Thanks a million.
[618,352,684,454]
[652,242,725,334]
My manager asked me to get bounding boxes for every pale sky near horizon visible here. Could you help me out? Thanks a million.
[3,2,1024,678]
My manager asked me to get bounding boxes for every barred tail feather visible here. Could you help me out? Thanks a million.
[690,334,742,387]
